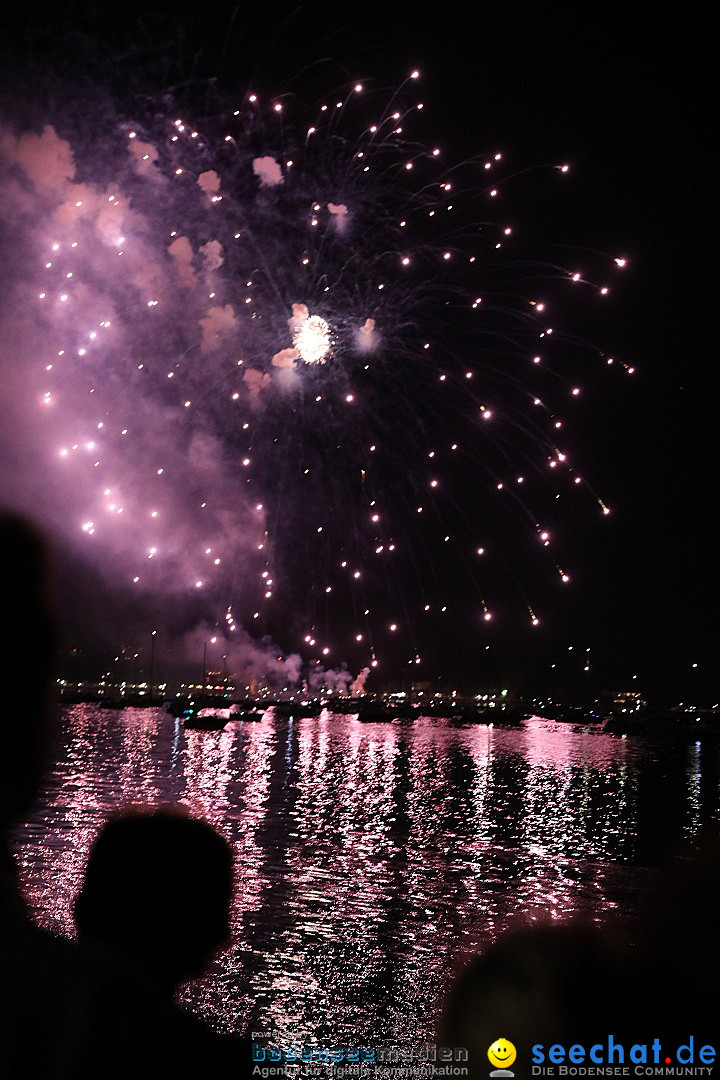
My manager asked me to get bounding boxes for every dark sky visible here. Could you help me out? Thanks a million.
[3,4,716,700]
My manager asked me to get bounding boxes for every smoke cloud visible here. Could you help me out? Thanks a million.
[252,156,283,187]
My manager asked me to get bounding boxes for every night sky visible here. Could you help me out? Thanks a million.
[1,5,715,701]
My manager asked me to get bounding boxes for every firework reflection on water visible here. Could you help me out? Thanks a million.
[14,706,714,1046]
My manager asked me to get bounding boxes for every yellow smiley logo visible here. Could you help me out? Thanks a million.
[488,1039,517,1070]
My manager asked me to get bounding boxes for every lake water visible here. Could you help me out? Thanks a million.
[13,706,720,1046]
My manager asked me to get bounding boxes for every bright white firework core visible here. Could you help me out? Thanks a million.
[294,315,332,364]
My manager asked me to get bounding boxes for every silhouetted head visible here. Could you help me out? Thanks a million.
[0,512,57,830]
[441,924,623,1075]
[74,806,234,990]
[627,830,720,1039]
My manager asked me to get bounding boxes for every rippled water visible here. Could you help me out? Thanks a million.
[13,706,720,1045]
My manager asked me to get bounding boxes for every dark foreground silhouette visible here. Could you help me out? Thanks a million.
[440,837,720,1078]
[0,514,249,1078]
[75,806,249,1070]
[441,922,626,1077]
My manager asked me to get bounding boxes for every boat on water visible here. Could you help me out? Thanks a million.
[237,709,266,722]
[293,703,323,718]
[326,699,367,715]
[183,712,228,731]
[602,709,720,739]
[452,705,525,727]
[357,704,394,723]
[268,701,322,719]
[96,696,158,709]
[387,702,421,720]
[166,699,195,717]
[182,703,265,729]
[426,702,459,719]
[547,705,607,725]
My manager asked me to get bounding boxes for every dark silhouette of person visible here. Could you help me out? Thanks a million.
[0,513,56,830]
[0,512,88,1077]
[0,514,173,1077]
[74,805,248,1070]
[623,831,720,1043]
[441,842,720,1077]
[0,513,250,1078]
[440,922,627,1078]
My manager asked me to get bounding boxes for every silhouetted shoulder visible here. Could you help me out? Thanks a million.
[0,876,199,1079]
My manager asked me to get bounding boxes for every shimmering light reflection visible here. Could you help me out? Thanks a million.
[685,741,702,838]
[13,708,720,1047]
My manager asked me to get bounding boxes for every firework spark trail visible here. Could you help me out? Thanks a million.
[0,71,632,688]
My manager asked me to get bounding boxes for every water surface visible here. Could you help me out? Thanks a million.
[14,707,719,1045]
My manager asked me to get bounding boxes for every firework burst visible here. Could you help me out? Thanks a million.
[0,68,633,687]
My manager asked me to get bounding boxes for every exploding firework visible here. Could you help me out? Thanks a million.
[293,313,332,365]
[0,66,633,688]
